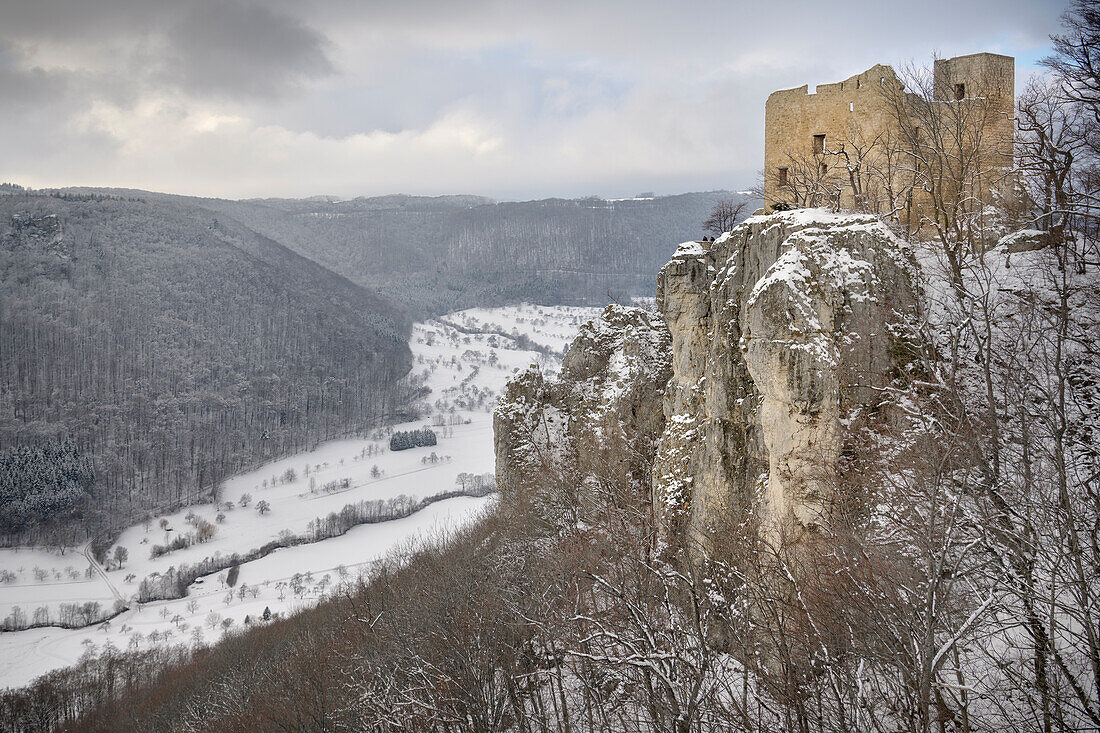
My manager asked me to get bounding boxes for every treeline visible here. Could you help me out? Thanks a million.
[2,599,125,632]
[0,195,414,545]
[0,645,192,730]
[304,479,493,541]
[137,481,495,604]
[1,182,140,203]
[388,428,437,451]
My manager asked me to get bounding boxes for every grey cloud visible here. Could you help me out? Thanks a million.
[0,0,1077,199]
[1,0,333,100]
[0,64,70,111]
[0,0,170,40]
[160,1,333,98]
[0,67,123,181]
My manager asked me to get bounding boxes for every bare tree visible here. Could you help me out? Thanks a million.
[880,59,1015,284]
[702,199,750,235]
[765,150,845,211]
[1015,78,1091,243]
[1044,0,1100,124]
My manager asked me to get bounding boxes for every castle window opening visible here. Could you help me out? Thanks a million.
[856,79,862,89]
[954,83,965,100]
[778,167,789,186]
[819,162,827,177]
[813,134,826,155]
[849,102,854,112]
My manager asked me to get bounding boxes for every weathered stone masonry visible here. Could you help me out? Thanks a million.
[763,53,1015,227]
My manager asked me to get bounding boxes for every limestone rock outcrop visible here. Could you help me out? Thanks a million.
[494,210,917,549]
[493,304,671,523]
[655,209,916,547]
[8,213,68,261]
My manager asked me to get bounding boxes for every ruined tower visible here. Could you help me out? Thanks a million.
[763,53,1014,230]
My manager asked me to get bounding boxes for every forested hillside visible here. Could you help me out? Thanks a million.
[207,192,744,315]
[0,185,740,545]
[0,192,413,546]
[65,190,748,317]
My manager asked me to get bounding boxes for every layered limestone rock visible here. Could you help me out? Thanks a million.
[655,209,916,548]
[494,304,672,523]
[493,209,917,550]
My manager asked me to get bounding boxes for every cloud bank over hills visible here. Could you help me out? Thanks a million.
[0,0,1065,199]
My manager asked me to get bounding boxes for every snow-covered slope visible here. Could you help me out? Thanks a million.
[0,303,599,690]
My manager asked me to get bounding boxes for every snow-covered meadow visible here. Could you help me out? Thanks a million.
[0,303,600,689]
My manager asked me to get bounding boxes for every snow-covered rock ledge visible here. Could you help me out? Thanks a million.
[493,305,672,525]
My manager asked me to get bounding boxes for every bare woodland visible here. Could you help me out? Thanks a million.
[0,196,414,548]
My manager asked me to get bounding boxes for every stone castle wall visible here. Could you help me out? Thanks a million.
[932,53,1016,173]
[764,64,902,211]
[763,53,1015,227]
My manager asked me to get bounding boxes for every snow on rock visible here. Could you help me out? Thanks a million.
[494,305,672,526]
[672,240,707,258]
[997,228,1048,253]
[655,209,917,548]
[492,210,917,550]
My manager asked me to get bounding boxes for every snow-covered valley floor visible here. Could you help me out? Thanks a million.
[0,303,600,690]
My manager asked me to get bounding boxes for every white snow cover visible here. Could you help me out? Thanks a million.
[560,304,671,430]
[742,206,879,229]
[997,228,1045,246]
[672,240,707,258]
[0,303,599,690]
[741,217,881,368]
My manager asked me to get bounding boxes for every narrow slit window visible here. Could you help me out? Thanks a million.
[819,162,828,177]
[778,167,789,186]
[813,134,826,155]
[954,83,965,100]
[849,102,854,112]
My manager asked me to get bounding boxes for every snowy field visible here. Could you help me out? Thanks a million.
[0,303,600,690]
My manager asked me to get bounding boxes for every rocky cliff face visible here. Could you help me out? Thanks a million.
[495,210,917,549]
[655,209,916,549]
[493,304,671,524]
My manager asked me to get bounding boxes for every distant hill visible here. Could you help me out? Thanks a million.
[54,188,755,317]
[0,184,753,541]
[0,192,413,544]
[203,191,752,316]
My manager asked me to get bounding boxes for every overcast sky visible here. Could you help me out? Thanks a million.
[0,0,1070,200]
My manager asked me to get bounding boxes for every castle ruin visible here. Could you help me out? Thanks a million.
[763,53,1015,234]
